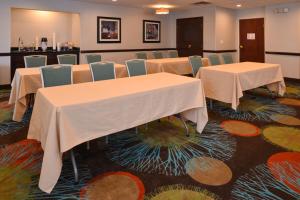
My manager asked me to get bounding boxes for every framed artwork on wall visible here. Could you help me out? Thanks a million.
[143,20,161,43]
[97,16,121,43]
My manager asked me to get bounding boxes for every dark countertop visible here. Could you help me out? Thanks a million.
[10,47,80,54]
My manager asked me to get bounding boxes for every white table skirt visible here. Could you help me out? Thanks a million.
[9,63,162,122]
[28,73,208,193]
[146,57,209,75]
[197,62,286,109]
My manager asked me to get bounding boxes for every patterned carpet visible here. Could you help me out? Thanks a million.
[0,80,299,200]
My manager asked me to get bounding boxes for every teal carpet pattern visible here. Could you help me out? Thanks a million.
[0,79,299,200]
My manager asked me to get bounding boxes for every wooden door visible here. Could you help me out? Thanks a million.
[176,17,203,57]
[239,18,265,62]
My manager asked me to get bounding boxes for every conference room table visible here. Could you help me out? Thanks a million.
[146,57,209,75]
[197,62,286,109]
[27,72,208,193]
[9,57,207,122]
[9,63,162,122]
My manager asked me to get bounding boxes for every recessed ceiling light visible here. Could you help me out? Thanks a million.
[236,4,242,7]
[152,4,174,9]
[156,8,169,15]
[112,0,117,2]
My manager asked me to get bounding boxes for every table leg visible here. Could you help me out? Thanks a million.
[179,114,189,137]
[86,141,90,150]
[209,99,213,109]
[70,149,79,183]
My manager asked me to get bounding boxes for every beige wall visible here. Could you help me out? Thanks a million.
[265,2,300,79]
[1,0,300,84]
[169,6,237,61]
[235,7,266,63]
[215,7,236,50]
[0,0,172,84]
[11,8,80,47]
[169,5,217,50]
[235,3,300,78]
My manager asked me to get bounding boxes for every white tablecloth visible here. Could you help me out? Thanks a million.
[197,62,286,109]
[146,57,209,75]
[9,63,161,122]
[28,73,208,193]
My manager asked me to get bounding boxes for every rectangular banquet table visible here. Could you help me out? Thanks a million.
[27,72,208,193]
[146,57,209,75]
[197,62,286,110]
[9,63,161,122]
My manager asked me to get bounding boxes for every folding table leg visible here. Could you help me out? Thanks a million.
[86,141,90,150]
[179,115,189,137]
[209,99,213,109]
[70,149,79,183]
[145,123,148,131]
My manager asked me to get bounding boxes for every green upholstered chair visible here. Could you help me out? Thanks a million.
[126,59,147,77]
[40,65,72,88]
[90,62,116,81]
[168,50,178,58]
[189,56,203,77]
[135,52,148,60]
[86,54,102,64]
[222,53,234,64]
[208,54,221,66]
[57,54,77,65]
[24,55,47,68]
[152,51,163,59]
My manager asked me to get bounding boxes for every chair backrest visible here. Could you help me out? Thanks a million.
[90,62,116,81]
[86,54,102,64]
[189,56,203,77]
[208,54,221,66]
[135,52,147,60]
[152,51,163,59]
[168,50,178,58]
[222,53,234,64]
[57,54,77,65]
[125,59,147,77]
[24,55,47,68]
[40,65,72,88]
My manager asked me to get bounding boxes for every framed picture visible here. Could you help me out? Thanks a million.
[97,16,121,43]
[143,20,161,43]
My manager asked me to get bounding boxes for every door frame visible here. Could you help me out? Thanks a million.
[176,16,204,57]
[239,18,265,62]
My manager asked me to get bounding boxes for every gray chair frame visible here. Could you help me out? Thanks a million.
[188,55,203,77]
[208,54,221,66]
[152,51,163,59]
[89,62,116,81]
[86,54,102,64]
[125,59,147,77]
[24,55,47,68]
[168,50,178,58]
[40,65,73,88]
[222,53,234,64]
[135,52,148,60]
[57,54,77,65]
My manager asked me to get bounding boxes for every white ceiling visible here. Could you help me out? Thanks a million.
[73,0,299,10]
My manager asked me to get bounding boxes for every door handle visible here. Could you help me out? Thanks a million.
[188,44,192,48]
[240,45,244,49]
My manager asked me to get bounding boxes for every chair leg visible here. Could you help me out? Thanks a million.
[86,141,90,150]
[105,136,109,144]
[145,123,148,131]
[179,115,189,137]
[209,99,213,110]
[135,127,138,134]
[70,149,79,183]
